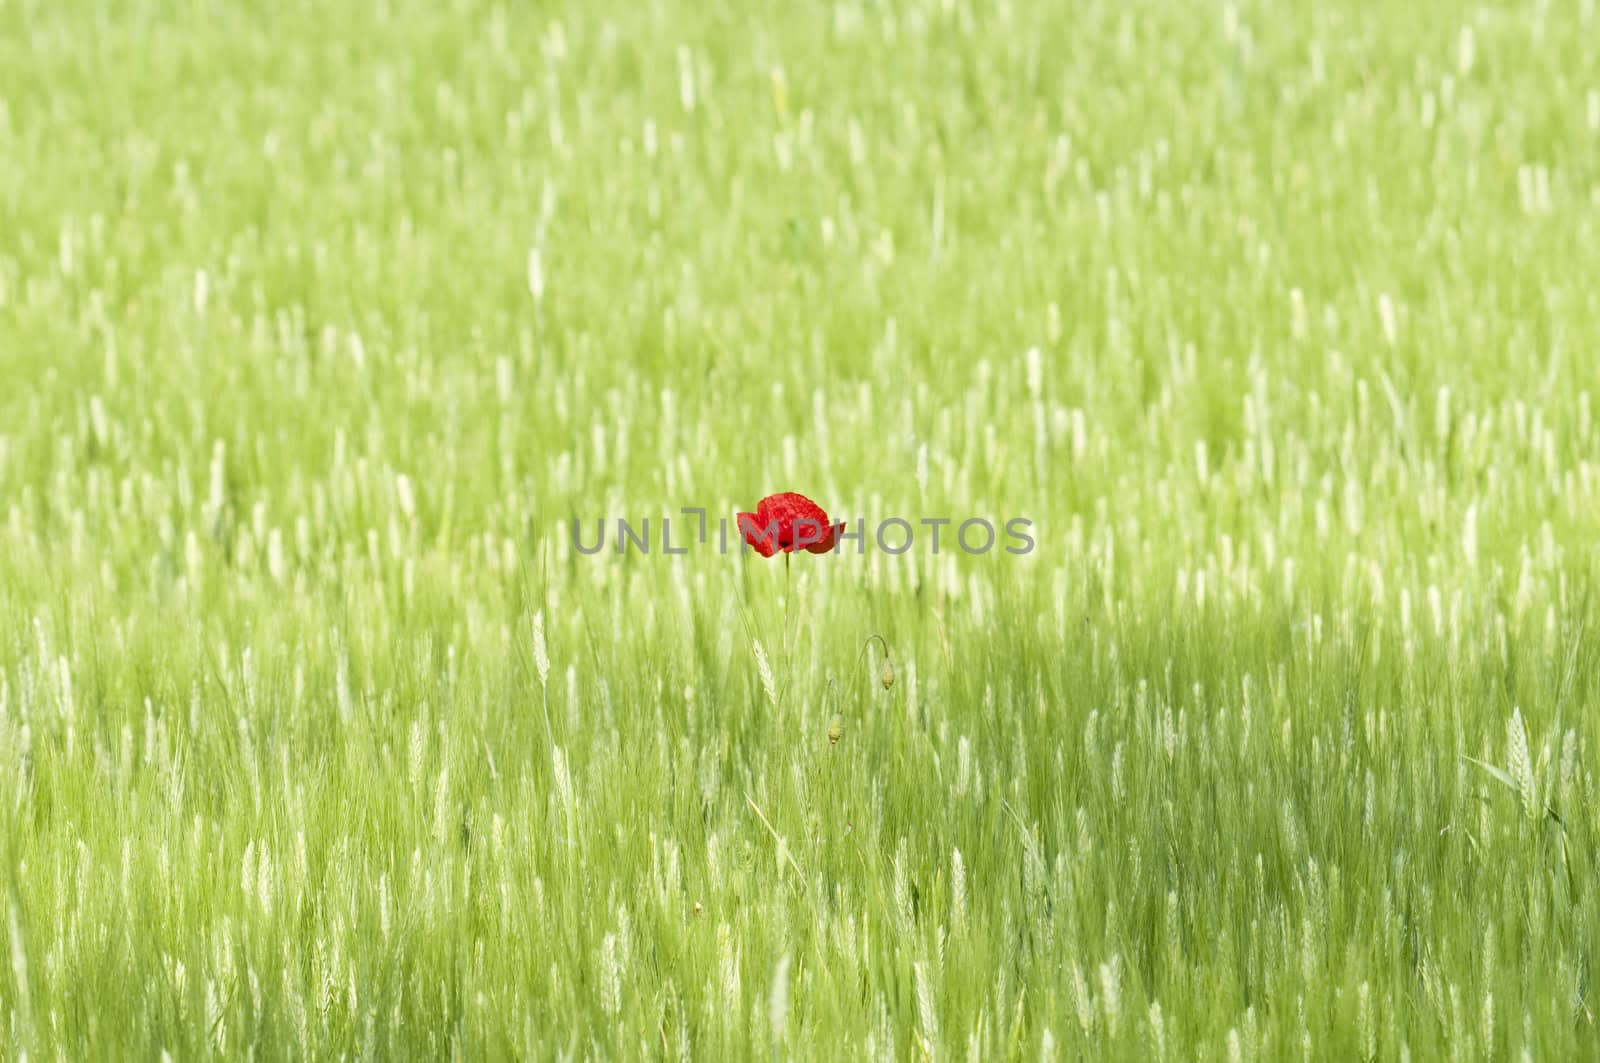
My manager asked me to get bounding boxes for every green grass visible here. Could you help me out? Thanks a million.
[3,0,1600,1057]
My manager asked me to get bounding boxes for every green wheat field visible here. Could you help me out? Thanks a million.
[4,0,1600,1058]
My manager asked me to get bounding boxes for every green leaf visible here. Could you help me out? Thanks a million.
[1462,755,1516,791]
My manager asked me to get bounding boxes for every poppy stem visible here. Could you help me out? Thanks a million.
[856,633,891,667]
[784,551,792,685]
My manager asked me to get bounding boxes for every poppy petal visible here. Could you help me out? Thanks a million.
[737,512,778,558]
[805,521,845,554]
[789,516,829,551]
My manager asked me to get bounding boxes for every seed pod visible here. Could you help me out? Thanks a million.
[881,659,895,690]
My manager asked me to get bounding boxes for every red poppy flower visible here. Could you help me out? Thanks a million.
[737,492,844,557]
